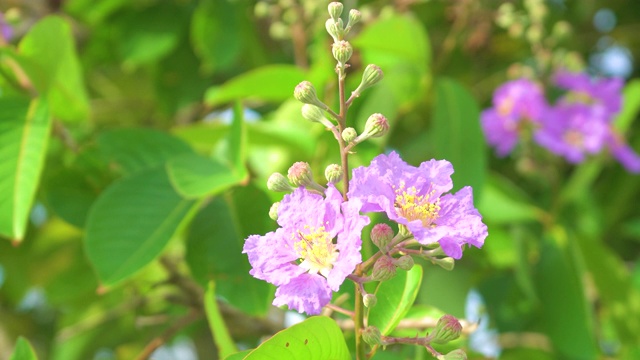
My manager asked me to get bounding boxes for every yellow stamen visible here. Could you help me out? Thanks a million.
[394,184,441,228]
[293,226,338,277]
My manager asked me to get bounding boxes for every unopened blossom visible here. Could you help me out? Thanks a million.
[481,79,547,156]
[348,152,487,259]
[554,70,623,121]
[534,103,609,163]
[243,185,369,315]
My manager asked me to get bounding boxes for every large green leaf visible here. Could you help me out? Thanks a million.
[535,232,597,360]
[369,265,423,335]
[18,16,89,122]
[9,337,38,360]
[0,97,51,241]
[205,65,306,106]
[85,167,197,286]
[167,153,245,199]
[432,78,487,196]
[204,281,238,359]
[244,316,350,360]
[98,128,194,176]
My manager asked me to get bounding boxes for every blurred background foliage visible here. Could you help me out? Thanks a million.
[1,0,639,359]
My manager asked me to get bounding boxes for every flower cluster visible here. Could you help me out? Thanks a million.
[481,71,640,172]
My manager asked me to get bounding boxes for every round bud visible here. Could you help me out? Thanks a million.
[442,349,468,360]
[348,9,361,27]
[325,18,344,42]
[357,113,389,141]
[370,223,394,250]
[332,40,353,64]
[353,64,384,96]
[372,255,397,281]
[324,164,343,184]
[267,173,294,192]
[269,202,280,221]
[342,127,357,143]
[362,326,383,346]
[301,104,325,123]
[287,161,314,187]
[294,81,326,109]
[363,293,377,308]
[394,255,414,271]
[430,315,463,345]
[328,2,343,21]
[435,257,455,271]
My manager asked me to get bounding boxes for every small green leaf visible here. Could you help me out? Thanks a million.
[167,153,245,199]
[614,79,640,132]
[18,16,89,122]
[369,265,423,335]
[0,97,51,241]
[98,128,194,176]
[205,65,306,106]
[432,78,487,197]
[244,316,350,360]
[205,281,238,359]
[9,337,38,360]
[85,167,197,286]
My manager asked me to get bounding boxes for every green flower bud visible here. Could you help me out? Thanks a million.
[431,314,462,344]
[342,127,357,143]
[301,104,325,123]
[355,113,389,143]
[294,81,326,109]
[347,9,361,28]
[287,162,314,187]
[267,173,294,192]
[332,40,353,64]
[442,349,467,360]
[269,202,280,221]
[362,326,383,346]
[324,164,343,184]
[353,64,384,96]
[363,293,377,308]
[370,223,394,250]
[394,255,414,271]
[328,2,343,21]
[325,18,344,42]
[434,257,455,271]
[372,255,397,281]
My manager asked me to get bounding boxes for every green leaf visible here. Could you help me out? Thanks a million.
[204,281,238,359]
[534,232,597,360]
[0,97,51,241]
[167,153,245,199]
[432,78,487,196]
[18,16,89,122]
[244,316,350,360]
[614,79,640,132]
[369,265,423,335]
[205,65,305,106]
[478,175,541,224]
[44,168,98,228]
[98,128,194,176]
[85,167,197,286]
[9,337,38,360]
[223,350,253,360]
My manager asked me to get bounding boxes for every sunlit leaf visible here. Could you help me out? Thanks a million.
[205,281,238,359]
[369,266,423,335]
[9,337,38,360]
[614,79,640,132]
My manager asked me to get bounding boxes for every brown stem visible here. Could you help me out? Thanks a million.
[135,310,202,360]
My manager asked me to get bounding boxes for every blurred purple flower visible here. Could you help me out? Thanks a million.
[481,79,547,156]
[243,185,369,315]
[534,103,610,163]
[554,70,623,121]
[605,132,640,173]
[348,152,487,259]
[0,12,12,42]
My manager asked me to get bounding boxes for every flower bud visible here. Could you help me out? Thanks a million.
[442,349,467,360]
[287,162,314,187]
[342,127,357,143]
[353,64,384,96]
[430,315,462,344]
[328,2,343,21]
[355,113,389,143]
[372,255,397,281]
[362,326,383,346]
[347,9,361,28]
[394,255,414,271]
[267,173,294,192]
[294,81,326,109]
[434,257,455,271]
[324,164,343,184]
[332,40,353,64]
[325,18,344,42]
[269,202,280,221]
[370,223,394,250]
[301,104,325,123]
[363,293,377,308]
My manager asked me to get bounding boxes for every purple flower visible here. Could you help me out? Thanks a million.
[0,12,12,42]
[534,103,609,163]
[348,152,487,259]
[243,185,369,315]
[605,132,640,173]
[481,79,547,156]
[554,70,623,121]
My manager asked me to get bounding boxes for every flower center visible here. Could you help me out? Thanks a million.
[564,130,584,147]
[394,185,441,228]
[293,226,338,278]
[497,97,514,116]
[566,91,595,105]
